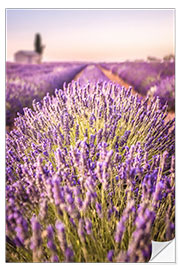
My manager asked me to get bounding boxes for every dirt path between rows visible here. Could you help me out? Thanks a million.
[99,66,141,98]
[73,68,86,81]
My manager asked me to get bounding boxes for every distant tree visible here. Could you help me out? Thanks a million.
[163,54,175,62]
[147,56,160,62]
[34,33,45,55]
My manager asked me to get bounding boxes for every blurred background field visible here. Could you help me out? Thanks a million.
[6,9,175,130]
[6,58,175,130]
[5,9,175,263]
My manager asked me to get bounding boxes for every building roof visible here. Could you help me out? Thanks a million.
[15,50,39,57]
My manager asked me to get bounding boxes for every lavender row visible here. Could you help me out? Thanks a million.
[6,62,85,79]
[6,81,175,262]
[78,65,111,86]
[101,61,175,94]
[101,61,175,111]
[6,62,86,127]
[148,75,175,111]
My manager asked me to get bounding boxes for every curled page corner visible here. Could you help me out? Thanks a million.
[150,239,175,262]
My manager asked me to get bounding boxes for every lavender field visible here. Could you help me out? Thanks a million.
[6,62,87,128]
[100,61,175,111]
[6,60,175,262]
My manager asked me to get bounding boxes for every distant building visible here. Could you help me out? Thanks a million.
[14,50,41,64]
[14,33,45,64]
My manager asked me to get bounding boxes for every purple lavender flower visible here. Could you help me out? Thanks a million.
[15,216,28,245]
[30,215,42,262]
[65,247,74,262]
[107,250,114,262]
[55,221,67,252]
[47,225,57,253]
[115,220,126,243]
[85,218,92,235]
[153,181,164,203]
[78,218,85,243]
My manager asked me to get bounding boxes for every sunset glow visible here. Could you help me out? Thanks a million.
[6,9,175,62]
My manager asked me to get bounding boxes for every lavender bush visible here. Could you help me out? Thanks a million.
[6,81,175,262]
[6,62,86,127]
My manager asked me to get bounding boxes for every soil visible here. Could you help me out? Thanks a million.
[99,66,141,97]
[73,68,85,81]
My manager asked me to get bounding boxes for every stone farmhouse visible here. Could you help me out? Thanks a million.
[14,50,41,64]
[14,33,45,64]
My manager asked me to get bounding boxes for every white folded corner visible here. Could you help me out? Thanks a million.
[149,239,175,262]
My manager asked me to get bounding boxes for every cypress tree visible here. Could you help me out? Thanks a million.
[34,33,43,55]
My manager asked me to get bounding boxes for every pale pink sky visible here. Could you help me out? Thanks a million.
[6,9,175,62]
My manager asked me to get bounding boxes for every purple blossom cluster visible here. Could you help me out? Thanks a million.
[6,62,86,127]
[6,80,175,262]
